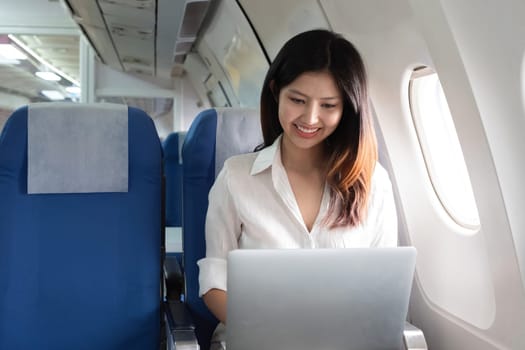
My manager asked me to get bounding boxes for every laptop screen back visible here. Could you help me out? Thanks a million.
[226,247,417,350]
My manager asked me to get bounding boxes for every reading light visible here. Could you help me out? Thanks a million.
[9,34,79,86]
[36,71,61,81]
[0,43,27,60]
[41,90,65,100]
[65,86,81,94]
[0,43,27,64]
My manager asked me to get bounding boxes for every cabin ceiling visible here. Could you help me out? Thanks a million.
[0,0,211,128]
[0,34,80,102]
[64,0,211,78]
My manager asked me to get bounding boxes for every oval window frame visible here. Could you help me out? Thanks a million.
[408,66,481,230]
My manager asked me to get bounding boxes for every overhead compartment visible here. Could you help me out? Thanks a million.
[63,0,211,79]
[63,0,122,70]
[191,0,268,108]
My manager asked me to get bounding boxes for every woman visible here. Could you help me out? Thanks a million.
[198,29,397,348]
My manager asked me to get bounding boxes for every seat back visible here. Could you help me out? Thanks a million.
[162,131,186,227]
[162,131,186,300]
[0,103,163,350]
[181,108,263,349]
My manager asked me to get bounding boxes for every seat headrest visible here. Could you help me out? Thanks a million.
[27,103,128,194]
[214,108,263,176]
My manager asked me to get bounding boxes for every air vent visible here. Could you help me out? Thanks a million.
[125,66,153,75]
[100,0,154,10]
[111,25,126,36]
[110,24,153,39]
[122,56,151,65]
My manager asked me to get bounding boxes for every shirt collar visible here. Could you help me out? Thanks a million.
[250,134,282,175]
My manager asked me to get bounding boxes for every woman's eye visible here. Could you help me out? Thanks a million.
[290,97,304,104]
[322,103,337,109]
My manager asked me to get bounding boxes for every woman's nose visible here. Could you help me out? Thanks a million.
[303,103,320,124]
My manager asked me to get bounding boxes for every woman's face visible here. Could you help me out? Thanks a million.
[277,71,343,155]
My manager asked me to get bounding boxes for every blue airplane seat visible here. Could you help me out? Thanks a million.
[181,108,263,349]
[162,131,186,227]
[162,131,186,301]
[0,103,163,350]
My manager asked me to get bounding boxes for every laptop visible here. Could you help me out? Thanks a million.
[226,247,417,350]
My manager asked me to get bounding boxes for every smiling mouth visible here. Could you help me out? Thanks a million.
[295,124,320,134]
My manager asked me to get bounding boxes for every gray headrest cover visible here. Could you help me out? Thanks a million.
[215,108,263,178]
[28,103,128,194]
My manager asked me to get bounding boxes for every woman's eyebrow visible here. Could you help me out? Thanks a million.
[287,88,340,100]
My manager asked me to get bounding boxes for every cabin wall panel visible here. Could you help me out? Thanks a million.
[522,54,525,118]
[412,1,525,349]
[438,0,525,292]
[321,0,525,348]
[320,0,496,328]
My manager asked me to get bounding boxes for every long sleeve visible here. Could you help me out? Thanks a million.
[197,161,242,296]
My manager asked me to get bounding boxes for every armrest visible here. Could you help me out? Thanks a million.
[403,321,428,350]
[165,301,199,350]
[164,254,184,301]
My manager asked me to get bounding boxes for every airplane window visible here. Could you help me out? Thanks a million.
[409,67,480,229]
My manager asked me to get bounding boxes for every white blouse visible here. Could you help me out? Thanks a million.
[198,136,398,297]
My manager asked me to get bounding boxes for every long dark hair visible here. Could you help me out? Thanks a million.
[259,29,378,228]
